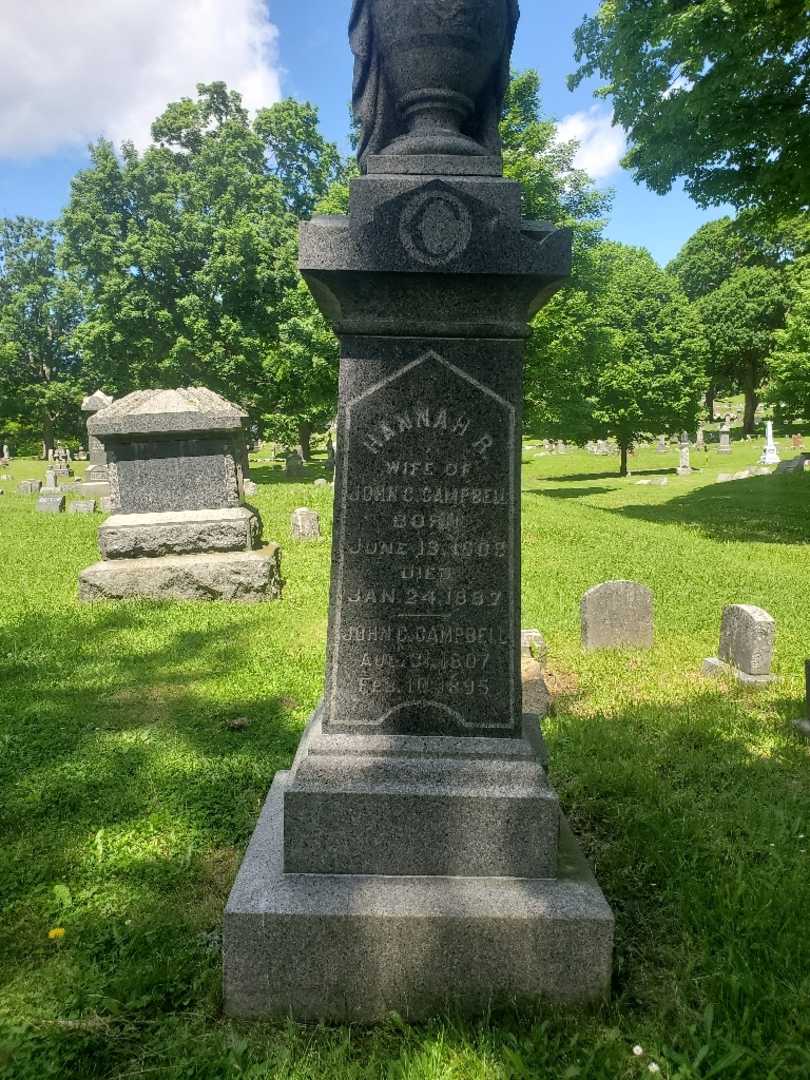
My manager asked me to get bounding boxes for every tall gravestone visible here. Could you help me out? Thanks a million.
[718,419,732,454]
[81,390,115,482]
[79,388,281,602]
[223,0,613,1022]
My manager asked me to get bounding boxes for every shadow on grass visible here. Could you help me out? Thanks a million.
[527,486,615,500]
[541,468,675,482]
[250,459,332,486]
[606,473,810,544]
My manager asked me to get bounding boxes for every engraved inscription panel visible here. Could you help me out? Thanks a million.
[326,351,518,735]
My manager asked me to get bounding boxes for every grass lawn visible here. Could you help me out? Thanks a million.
[0,440,808,1079]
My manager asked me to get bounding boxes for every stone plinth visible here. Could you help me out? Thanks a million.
[80,388,280,603]
[224,2,612,1019]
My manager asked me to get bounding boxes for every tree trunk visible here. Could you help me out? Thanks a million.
[705,385,715,422]
[297,420,313,462]
[741,360,759,435]
[619,442,629,477]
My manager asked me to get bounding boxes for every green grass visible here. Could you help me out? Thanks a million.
[1,440,808,1079]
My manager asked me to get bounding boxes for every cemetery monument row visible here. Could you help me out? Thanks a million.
[224,0,614,1021]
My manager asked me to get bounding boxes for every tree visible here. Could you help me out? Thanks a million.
[570,0,810,219]
[0,218,82,454]
[766,259,810,423]
[255,99,343,219]
[527,242,706,476]
[668,217,790,431]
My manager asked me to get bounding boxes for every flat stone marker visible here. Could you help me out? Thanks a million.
[290,507,320,541]
[704,604,776,685]
[581,581,654,650]
[36,494,66,513]
[17,480,42,495]
[69,499,97,514]
[224,0,612,1025]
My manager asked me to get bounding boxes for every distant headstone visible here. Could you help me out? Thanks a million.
[313,478,328,487]
[717,473,733,483]
[79,388,280,603]
[243,479,258,497]
[291,507,320,541]
[43,469,58,491]
[704,604,776,685]
[81,389,115,485]
[521,628,548,663]
[695,425,705,450]
[581,581,654,650]
[1,443,9,461]
[791,433,804,450]
[655,435,667,454]
[325,435,336,476]
[17,480,42,495]
[37,493,66,513]
[718,421,732,454]
[760,420,781,465]
[677,436,692,476]
[69,499,97,514]
[794,660,810,738]
[285,451,304,477]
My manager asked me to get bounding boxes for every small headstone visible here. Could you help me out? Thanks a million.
[0,473,10,481]
[760,420,781,466]
[635,478,652,486]
[704,604,776,685]
[285,451,305,478]
[243,479,258,497]
[655,435,667,454]
[100,496,116,512]
[717,473,733,483]
[581,581,654,650]
[37,494,66,513]
[794,660,810,738]
[313,478,328,487]
[43,470,59,490]
[791,433,803,450]
[69,499,97,514]
[2,443,9,461]
[695,425,705,450]
[521,628,548,663]
[718,421,732,454]
[291,507,320,541]
[17,480,42,495]
[733,469,752,480]
[676,436,692,476]
[649,477,669,487]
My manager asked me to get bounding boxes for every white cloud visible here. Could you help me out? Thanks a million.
[0,0,281,159]
[555,106,626,182]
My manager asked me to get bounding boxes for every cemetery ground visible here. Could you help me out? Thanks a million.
[1,443,808,1080]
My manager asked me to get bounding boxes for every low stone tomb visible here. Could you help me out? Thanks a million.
[79,388,281,603]
[37,493,66,513]
[17,480,42,495]
[795,661,810,738]
[69,499,97,514]
[582,581,654,650]
[290,507,320,541]
[704,604,776,685]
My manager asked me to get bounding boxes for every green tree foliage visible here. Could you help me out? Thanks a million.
[528,242,706,475]
[0,218,82,453]
[570,0,810,218]
[767,258,810,423]
[668,216,791,431]
[60,83,345,454]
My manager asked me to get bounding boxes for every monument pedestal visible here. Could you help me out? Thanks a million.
[224,712,613,1022]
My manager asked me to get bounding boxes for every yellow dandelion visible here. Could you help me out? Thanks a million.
[48,927,65,940]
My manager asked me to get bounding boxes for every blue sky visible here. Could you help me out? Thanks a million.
[0,0,729,265]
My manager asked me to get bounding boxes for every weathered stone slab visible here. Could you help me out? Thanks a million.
[36,494,65,513]
[78,548,281,603]
[291,507,320,541]
[17,480,41,495]
[718,604,775,676]
[99,507,260,559]
[69,499,97,514]
[224,772,613,1022]
[581,581,653,650]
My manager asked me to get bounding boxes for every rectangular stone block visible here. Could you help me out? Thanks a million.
[223,774,613,1022]
[17,480,41,495]
[581,580,653,650]
[98,507,260,559]
[282,711,558,878]
[69,499,97,514]
[36,494,65,513]
[78,549,281,603]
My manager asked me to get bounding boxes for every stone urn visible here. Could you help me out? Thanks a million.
[372,0,510,156]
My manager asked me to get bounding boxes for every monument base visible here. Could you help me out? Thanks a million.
[78,548,281,603]
[223,772,614,1022]
[703,658,775,686]
[98,507,260,559]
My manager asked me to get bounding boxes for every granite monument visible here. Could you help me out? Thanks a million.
[79,388,281,602]
[224,0,612,1022]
